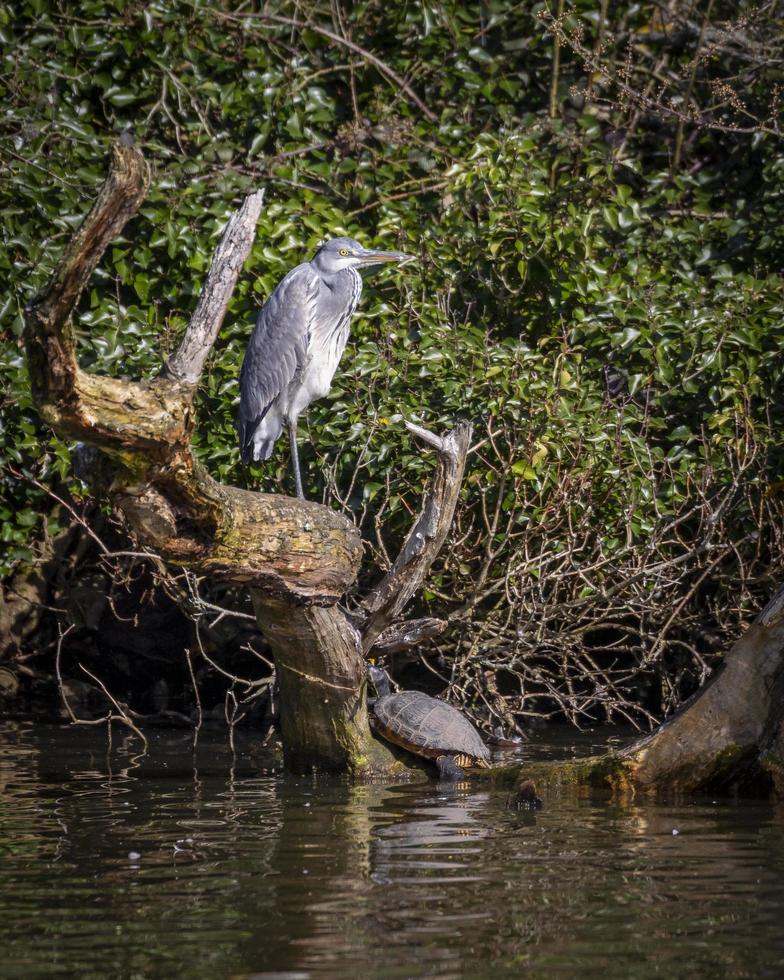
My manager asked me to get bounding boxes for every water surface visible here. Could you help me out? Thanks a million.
[1,722,783,978]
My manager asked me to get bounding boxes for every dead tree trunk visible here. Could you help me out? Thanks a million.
[23,139,469,776]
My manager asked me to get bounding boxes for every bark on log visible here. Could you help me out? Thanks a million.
[23,139,466,776]
[252,596,401,773]
[624,582,784,791]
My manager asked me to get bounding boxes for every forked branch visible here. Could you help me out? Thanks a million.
[22,140,362,604]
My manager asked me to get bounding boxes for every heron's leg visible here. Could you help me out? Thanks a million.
[287,417,305,500]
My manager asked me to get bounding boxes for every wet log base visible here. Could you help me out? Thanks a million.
[252,596,404,775]
[23,140,466,777]
[483,583,784,798]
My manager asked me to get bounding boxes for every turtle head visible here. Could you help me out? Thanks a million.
[368,664,391,698]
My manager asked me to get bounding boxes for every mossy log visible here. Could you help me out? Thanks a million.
[23,139,468,776]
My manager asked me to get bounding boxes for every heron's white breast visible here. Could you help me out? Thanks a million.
[292,268,362,414]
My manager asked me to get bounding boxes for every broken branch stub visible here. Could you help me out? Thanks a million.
[360,420,472,655]
[24,140,152,410]
[161,190,265,386]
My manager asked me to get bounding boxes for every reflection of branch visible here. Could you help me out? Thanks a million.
[55,623,148,750]
[361,420,472,654]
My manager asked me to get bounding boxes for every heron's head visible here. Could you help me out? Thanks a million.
[312,237,412,275]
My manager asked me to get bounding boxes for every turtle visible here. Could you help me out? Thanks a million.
[368,665,491,780]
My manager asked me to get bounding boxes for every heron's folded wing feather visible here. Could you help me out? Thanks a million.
[238,264,316,457]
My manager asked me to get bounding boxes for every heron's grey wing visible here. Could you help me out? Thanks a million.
[238,264,317,463]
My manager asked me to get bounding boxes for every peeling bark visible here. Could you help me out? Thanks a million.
[372,617,448,656]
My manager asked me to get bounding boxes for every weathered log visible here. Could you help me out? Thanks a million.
[23,139,466,776]
[485,582,784,798]
[625,581,784,792]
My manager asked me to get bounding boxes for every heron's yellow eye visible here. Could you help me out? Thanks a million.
[339,248,349,256]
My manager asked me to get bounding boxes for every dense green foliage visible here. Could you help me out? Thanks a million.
[2,0,783,725]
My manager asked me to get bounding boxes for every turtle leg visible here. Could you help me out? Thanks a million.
[436,756,465,782]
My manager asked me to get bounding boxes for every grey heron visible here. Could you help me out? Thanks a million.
[238,237,411,498]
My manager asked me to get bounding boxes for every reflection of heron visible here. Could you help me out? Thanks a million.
[238,237,411,498]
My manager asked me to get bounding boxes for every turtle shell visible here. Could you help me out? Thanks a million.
[372,690,490,766]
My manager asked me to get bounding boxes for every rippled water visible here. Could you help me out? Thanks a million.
[2,722,784,978]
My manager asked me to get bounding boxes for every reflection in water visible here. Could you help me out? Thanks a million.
[1,722,784,978]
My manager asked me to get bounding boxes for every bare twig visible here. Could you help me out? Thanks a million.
[55,621,149,750]
[78,663,149,750]
[184,648,203,745]
[211,9,437,122]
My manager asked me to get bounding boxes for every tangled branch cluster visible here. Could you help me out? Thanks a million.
[544,0,783,157]
[415,411,783,733]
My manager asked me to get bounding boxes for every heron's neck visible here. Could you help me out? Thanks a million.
[321,266,362,291]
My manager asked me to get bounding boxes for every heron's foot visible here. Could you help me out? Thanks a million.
[436,756,465,782]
